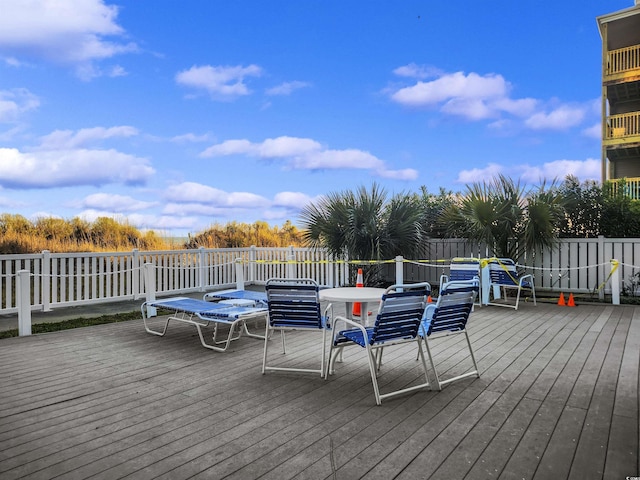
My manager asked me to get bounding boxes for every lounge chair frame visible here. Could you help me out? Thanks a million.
[142,297,267,352]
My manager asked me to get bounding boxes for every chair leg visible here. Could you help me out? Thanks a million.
[423,337,441,390]
[366,345,382,405]
[262,322,270,374]
[465,330,480,377]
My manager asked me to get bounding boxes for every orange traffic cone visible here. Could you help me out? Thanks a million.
[352,268,364,317]
[427,295,433,303]
[567,293,576,307]
[557,293,566,306]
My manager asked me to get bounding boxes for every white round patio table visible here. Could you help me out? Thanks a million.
[319,287,386,325]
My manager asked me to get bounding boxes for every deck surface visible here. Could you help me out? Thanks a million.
[0,301,639,479]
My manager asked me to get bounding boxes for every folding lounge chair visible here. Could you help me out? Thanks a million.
[262,278,333,377]
[420,279,480,390]
[487,258,536,310]
[327,282,431,405]
[141,297,268,352]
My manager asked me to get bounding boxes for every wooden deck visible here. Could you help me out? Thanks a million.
[0,301,638,479]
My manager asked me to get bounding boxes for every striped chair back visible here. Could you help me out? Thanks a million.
[369,283,430,344]
[422,280,478,337]
[266,279,323,329]
[488,258,522,286]
[448,257,481,282]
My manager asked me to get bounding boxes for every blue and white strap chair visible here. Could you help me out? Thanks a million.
[327,282,431,405]
[262,278,332,377]
[487,258,536,310]
[439,257,482,306]
[420,279,480,390]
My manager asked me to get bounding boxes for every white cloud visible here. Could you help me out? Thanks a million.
[175,64,262,100]
[265,81,311,96]
[520,159,600,183]
[388,69,594,132]
[0,147,154,188]
[170,132,213,143]
[39,126,138,149]
[200,136,413,180]
[0,0,137,79]
[165,182,268,208]
[376,168,419,181]
[525,105,586,130]
[393,63,442,79]
[582,123,601,139]
[456,158,600,186]
[292,149,384,170]
[78,209,200,230]
[0,88,40,122]
[456,163,505,184]
[391,71,509,108]
[74,193,155,212]
[272,191,315,208]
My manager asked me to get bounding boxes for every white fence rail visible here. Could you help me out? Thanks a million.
[2,237,640,317]
[0,246,349,315]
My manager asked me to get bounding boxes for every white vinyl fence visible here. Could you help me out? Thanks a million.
[2,237,639,318]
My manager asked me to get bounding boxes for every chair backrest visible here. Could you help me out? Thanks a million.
[265,278,323,328]
[449,257,481,283]
[423,280,478,336]
[488,258,520,286]
[369,282,430,344]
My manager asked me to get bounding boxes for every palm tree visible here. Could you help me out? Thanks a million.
[299,183,423,285]
[439,175,564,262]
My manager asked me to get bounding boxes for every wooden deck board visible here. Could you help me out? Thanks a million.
[0,302,639,479]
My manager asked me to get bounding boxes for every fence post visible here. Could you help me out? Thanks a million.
[598,236,605,301]
[249,246,256,284]
[144,263,157,317]
[42,250,51,311]
[395,256,404,285]
[17,270,31,336]
[611,259,620,305]
[235,258,245,290]
[132,249,140,299]
[287,254,296,279]
[481,260,491,305]
[199,247,206,292]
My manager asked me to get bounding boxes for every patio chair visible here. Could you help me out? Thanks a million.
[420,279,480,390]
[326,282,431,405]
[262,278,333,377]
[439,257,482,307]
[487,258,536,310]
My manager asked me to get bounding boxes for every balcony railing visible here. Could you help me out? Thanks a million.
[609,177,640,199]
[605,112,640,140]
[606,44,640,76]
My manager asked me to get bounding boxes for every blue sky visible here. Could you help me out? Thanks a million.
[0,0,632,236]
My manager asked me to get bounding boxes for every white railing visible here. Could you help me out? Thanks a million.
[0,246,349,315]
[3,237,640,317]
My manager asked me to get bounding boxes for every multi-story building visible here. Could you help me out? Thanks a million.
[597,1,640,197]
